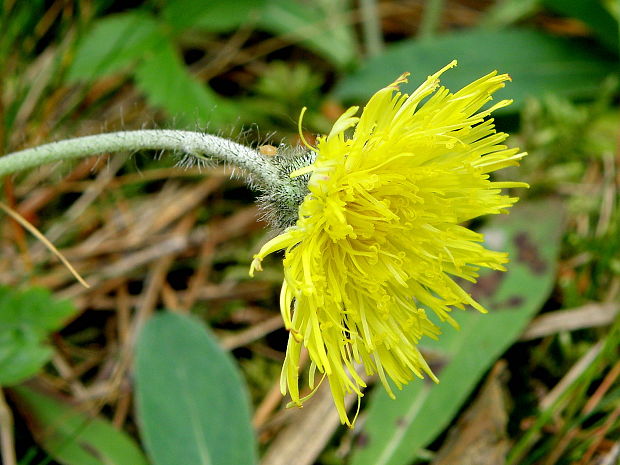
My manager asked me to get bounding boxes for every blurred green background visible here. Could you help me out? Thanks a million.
[0,1,619,465]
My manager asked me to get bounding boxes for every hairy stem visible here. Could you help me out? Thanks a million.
[0,130,292,194]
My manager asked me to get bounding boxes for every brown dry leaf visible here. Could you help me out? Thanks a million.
[520,302,619,341]
[431,360,510,465]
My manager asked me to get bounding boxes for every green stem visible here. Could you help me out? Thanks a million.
[418,0,445,39]
[359,0,383,57]
[0,130,290,194]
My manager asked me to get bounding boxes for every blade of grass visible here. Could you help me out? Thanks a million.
[507,316,620,464]
[0,202,89,288]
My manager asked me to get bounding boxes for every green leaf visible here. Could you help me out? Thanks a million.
[135,312,257,465]
[134,42,237,128]
[67,12,164,81]
[258,0,357,69]
[334,28,617,112]
[351,200,564,465]
[543,0,619,53]
[10,385,149,465]
[0,336,50,387]
[162,0,265,33]
[0,286,76,385]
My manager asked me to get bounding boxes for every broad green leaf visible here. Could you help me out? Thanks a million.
[67,12,164,81]
[258,0,357,69]
[0,286,76,385]
[135,312,257,465]
[543,0,619,53]
[134,42,237,127]
[334,28,617,112]
[162,0,265,33]
[351,200,564,465]
[10,385,149,465]
[0,337,49,387]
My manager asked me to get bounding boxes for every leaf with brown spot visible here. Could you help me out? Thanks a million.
[351,200,564,465]
[514,232,548,274]
[467,270,506,301]
[494,295,526,310]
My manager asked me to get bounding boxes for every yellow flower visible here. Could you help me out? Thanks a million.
[250,60,527,426]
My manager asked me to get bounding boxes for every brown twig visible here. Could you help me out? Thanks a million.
[221,314,284,350]
[0,388,17,465]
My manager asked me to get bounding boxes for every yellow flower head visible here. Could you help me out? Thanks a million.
[250,61,527,426]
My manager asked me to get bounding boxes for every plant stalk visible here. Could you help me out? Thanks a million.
[418,0,445,38]
[0,130,292,194]
[359,0,384,57]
